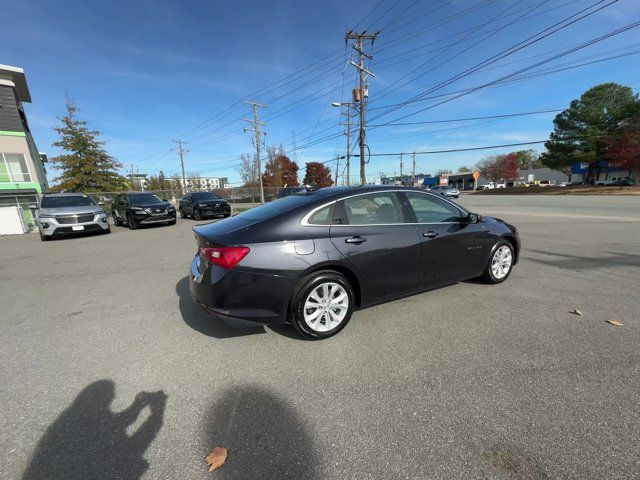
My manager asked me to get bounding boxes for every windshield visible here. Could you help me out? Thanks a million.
[129,194,164,205]
[41,195,97,208]
[236,194,313,221]
[192,192,221,200]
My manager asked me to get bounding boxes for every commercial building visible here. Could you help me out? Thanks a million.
[518,167,570,184]
[570,161,631,183]
[0,64,48,230]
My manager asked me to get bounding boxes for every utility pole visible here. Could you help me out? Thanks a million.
[341,107,353,185]
[173,139,187,195]
[130,164,135,191]
[291,131,298,162]
[335,155,340,185]
[243,100,267,204]
[400,153,404,180]
[412,152,416,186]
[345,30,378,185]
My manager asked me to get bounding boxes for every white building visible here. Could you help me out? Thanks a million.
[180,176,230,191]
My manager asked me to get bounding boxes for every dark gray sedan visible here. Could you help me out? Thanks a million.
[190,186,519,339]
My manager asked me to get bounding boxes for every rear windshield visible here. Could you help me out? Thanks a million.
[41,195,97,208]
[129,194,163,205]
[236,194,314,221]
[191,192,221,200]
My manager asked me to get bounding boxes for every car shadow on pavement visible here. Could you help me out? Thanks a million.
[21,380,166,480]
[175,276,267,338]
[203,385,318,479]
[527,249,640,270]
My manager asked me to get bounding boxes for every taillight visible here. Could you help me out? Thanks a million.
[199,246,250,269]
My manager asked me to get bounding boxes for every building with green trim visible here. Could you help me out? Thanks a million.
[0,64,49,229]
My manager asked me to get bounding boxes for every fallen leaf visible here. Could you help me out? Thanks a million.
[571,309,583,316]
[205,446,228,473]
[606,320,623,327]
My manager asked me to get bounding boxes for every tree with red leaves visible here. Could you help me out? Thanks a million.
[602,117,640,184]
[502,152,520,181]
[477,153,519,185]
[262,146,299,188]
[303,162,333,187]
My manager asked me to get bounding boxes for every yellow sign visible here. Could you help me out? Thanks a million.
[472,170,481,180]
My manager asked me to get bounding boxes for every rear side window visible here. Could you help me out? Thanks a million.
[405,192,462,223]
[237,194,314,221]
[306,203,335,225]
[339,193,404,225]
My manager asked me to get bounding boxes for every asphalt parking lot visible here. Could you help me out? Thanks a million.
[1,195,639,480]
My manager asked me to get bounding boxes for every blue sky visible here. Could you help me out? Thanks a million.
[3,0,640,184]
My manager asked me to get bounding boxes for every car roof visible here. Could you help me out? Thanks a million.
[42,193,86,196]
[303,185,446,201]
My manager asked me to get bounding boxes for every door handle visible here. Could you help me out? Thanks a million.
[422,231,438,238]
[345,236,367,244]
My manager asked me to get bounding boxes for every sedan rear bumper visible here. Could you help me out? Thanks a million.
[189,255,295,324]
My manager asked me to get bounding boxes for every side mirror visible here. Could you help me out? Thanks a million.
[466,212,481,223]
[162,198,168,202]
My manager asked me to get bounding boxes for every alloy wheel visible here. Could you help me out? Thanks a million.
[491,245,513,279]
[303,282,349,333]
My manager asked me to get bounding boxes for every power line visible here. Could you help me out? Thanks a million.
[370,0,617,122]
[369,108,564,126]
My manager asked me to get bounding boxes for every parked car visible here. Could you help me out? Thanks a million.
[277,186,319,198]
[595,178,621,186]
[524,181,540,187]
[614,178,633,186]
[37,193,110,241]
[179,192,231,220]
[539,180,558,187]
[111,192,176,229]
[558,182,570,187]
[428,185,460,198]
[189,186,520,339]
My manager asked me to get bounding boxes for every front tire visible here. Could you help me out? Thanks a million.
[480,240,514,284]
[179,208,187,219]
[194,209,202,221]
[291,271,354,340]
[127,213,137,230]
[112,214,121,226]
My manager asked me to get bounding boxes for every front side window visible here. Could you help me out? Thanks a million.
[1,153,32,182]
[340,193,404,225]
[406,192,463,223]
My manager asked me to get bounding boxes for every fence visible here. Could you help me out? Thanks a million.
[1,187,290,232]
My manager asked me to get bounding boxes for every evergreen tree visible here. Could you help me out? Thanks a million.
[51,100,127,192]
[541,83,639,175]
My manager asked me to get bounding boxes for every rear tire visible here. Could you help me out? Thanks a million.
[291,271,354,340]
[480,240,514,284]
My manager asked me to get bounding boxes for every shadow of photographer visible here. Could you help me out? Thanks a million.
[22,380,166,480]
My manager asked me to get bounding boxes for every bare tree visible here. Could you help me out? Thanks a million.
[237,153,259,187]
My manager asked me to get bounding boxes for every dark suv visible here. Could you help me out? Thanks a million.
[111,193,176,229]
[178,192,231,220]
